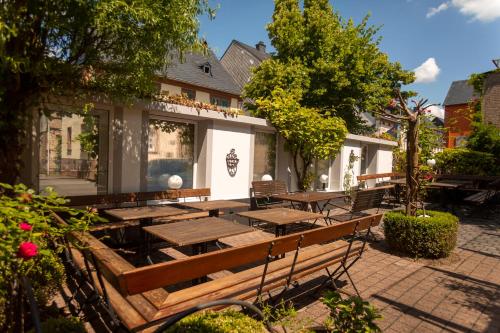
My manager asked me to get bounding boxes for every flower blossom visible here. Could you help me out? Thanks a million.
[17,242,38,260]
[19,222,32,231]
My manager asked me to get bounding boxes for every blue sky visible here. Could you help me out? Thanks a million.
[199,0,500,115]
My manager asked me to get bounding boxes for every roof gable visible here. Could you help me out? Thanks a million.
[443,80,479,106]
[160,50,241,96]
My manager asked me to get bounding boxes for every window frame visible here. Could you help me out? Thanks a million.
[146,115,198,190]
[210,95,230,109]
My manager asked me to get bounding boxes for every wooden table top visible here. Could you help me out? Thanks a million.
[142,217,254,246]
[272,191,348,203]
[104,205,189,221]
[237,208,323,226]
[178,200,249,211]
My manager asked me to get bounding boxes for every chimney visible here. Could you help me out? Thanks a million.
[255,41,266,53]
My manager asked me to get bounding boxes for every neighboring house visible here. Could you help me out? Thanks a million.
[443,80,479,148]
[220,40,270,91]
[482,71,500,128]
[27,41,398,198]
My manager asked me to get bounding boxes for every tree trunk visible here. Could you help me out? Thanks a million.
[292,149,312,192]
[405,116,419,216]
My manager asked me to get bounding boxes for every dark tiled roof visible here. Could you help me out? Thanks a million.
[220,40,271,90]
[443,80,479,106]
[160,50,241,96]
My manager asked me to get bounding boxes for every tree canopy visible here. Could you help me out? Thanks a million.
[246,0,414,134]
[0,0,212,183]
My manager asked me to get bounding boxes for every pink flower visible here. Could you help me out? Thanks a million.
[19,222,32,231]
[17,242,38,260]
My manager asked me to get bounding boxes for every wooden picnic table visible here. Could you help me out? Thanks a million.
[178,200,249,217]
[143,217,254,283]
[237,208,324,236]
[272,191,348,213]
[104,205,190,263]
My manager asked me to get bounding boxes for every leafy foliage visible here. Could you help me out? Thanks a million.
[163,309,265,333]
[434,148,499,176]
[0,183,102,331]
[0,0,212,183]
[383,210,459,258]
[322,290,382,333]
[343,150,359,196]
[254,88,347,190]
[245,0,414,134]
[260,299,313,333]
[418,114,443,164]
[27,316,86,333]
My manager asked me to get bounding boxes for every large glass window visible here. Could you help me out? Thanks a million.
[147,119,195,191]
[253,132,276,180]
[39,111,108,195]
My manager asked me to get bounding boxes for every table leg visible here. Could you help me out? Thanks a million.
[141,218,153,265]
[191,243,209,284]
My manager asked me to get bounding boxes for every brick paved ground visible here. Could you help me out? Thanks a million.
[281,205,500,333]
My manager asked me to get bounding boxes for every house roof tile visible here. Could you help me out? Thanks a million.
[443,80,479,106]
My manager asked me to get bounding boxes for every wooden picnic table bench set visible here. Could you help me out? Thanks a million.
[55,181,393,332]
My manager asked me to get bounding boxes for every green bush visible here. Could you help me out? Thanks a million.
[0,183,102,331]
[434,148,499,176]
[164,309,266,333]
[322,290,381,333]
[28,316,86,333]
[383,210,459,258]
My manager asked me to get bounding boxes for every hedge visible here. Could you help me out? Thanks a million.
[383,210,459,258]
[434,148,499,176]
[164,309,266,333]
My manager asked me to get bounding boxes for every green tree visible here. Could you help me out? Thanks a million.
[246,0,414,133]
[0,0,213,184]
[255,88,347,190]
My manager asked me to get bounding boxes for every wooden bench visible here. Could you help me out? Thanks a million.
[250,180,289,210]
[463,179,500,205]
[65,189,211,232]
[357,172,403,189]
[59,212,383,332]
[325,186,392,222]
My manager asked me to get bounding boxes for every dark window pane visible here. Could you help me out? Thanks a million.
[147,119,195,191]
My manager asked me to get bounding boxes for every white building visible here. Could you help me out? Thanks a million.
[26,42,397,198]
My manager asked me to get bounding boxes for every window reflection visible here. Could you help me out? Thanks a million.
[253,132,276,180]
[147,119,195,191]
[39,111,108,195]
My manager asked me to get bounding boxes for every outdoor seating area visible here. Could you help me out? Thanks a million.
[49,182,394,332]
[2,1,500,332]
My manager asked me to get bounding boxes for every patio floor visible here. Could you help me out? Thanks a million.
[280,205,500,332]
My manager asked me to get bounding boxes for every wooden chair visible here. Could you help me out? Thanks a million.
[325,186,393,222]
[250,180,289,210]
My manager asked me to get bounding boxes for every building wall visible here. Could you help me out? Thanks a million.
[209,122,253,199]
[444,103,473,148]
[483,72,500,128]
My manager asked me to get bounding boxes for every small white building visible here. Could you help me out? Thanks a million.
[26,43,397,198]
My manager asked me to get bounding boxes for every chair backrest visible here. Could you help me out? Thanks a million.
[351,186,392,213]
[118,213,383,295]
[251,180,287,198]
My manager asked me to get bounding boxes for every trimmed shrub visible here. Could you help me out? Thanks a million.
[164,309,266,333]
[383,210,459,258]
[434,148,499,176]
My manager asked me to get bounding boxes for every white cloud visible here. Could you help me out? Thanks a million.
[427,2,450,18]
[426,0,500,22]
[414,58,441,83]
[426,105,445,119]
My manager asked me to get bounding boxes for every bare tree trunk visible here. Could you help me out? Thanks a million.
[292,148,312,192]
[405,116,419,216]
